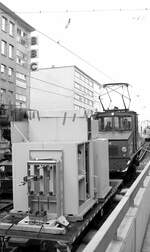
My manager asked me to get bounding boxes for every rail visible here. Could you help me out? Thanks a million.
[83,160,150,252]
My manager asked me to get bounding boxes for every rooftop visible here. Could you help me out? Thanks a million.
[0,2,35,32]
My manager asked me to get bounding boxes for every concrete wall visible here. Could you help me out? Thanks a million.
[95,175,150,252]
[106,214,135,252]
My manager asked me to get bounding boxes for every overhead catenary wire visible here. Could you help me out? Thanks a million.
[0,7,129,89]
[30,85,72,98]
[20,70,130,101]
[34,29,132,100]
[0,7,133,102]
[31,75,74,93]
[0,9,110,96]
[0,28,131,101]
[15,8,150,15]
[22,71,100,99]
[36,29,115,82]
[0,65,101,100]
[31,75,102,97]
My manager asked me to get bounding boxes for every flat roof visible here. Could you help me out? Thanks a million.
[0,2,35,32]
[36,65,102,87]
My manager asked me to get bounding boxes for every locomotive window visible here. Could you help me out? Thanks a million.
[104,117,113,130]
[98,118,104,130]
[119,116,132,130]
[98,116,132,131]
[98,117,113,131]
[114,117,119,129]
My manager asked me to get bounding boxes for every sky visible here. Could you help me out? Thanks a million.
[1,0,150,121]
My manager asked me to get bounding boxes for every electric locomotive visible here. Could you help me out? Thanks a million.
[90,83,139,173]
[91,109,138,172]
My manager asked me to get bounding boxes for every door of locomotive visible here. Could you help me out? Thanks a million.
[130,111,138,153]
[113,111,138,156]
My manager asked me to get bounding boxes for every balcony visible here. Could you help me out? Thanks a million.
[0,104,28,125]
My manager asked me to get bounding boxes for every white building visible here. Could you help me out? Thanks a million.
[30,65,102,112]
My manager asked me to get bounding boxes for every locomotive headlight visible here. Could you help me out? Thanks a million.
[121,146,127,153]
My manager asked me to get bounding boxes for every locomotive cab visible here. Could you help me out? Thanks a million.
[91,110,138,172]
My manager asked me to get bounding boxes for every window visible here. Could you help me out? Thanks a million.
[22,31,27,37]
[118,116,132,130]
[8,67,14,82]
[8,67,13,78]
[89,80,93,87]
[0,64,6,74]
[17,28,21,35]
[74,82,80,90]
[114,117,119,129]
[74,104,84,111]
[16,49,27,60]
[104,117,113,130]
[9,22,14,36]
[74,70,94,88]
[74,104,80,110]
[16,79,26,89]
[89,100,93,106]
[16,72,26,81]
[75,71,80,79]
[1,88,6,94]
[16,93,26,102]
[16,57,27,67]
[17,27,27,46]
[98,117,113,131]
[74,93,80,101]
[16,49,27,67]
[16,101,26,108]
[0,89,6,104]
[8,90,14,105]
[1,40,7,55]
[79,96,83,102]
[1,16,7,32]
[8,44,14,58]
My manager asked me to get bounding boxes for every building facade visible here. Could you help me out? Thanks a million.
[0,2,35,108]
[30,65,102,112]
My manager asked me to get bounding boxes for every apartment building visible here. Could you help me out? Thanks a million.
[30,65,102,112]
[0,2,35,108]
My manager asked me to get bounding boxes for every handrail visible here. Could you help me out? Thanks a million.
[83,160,150,252]
[125,161,150,199]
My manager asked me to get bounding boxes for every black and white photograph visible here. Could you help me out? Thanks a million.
[0,1,150,251]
